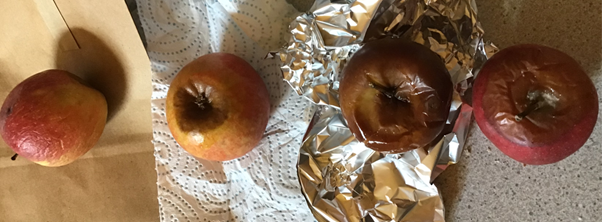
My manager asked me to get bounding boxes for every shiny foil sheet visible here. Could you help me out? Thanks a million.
[278,0,498,221]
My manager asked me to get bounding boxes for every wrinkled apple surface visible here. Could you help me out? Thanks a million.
[339,39,454,153]
[473,44,598,165]
[0,70,108,167]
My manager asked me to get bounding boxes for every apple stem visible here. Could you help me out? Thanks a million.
[10,154,18,161]
[194,94,208,109]
[369,82,409,102]
[515,101,542,122]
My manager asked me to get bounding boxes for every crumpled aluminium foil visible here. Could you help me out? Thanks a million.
[278,0,498,221]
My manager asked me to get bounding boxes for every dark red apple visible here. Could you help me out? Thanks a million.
[339,38,454,153]
[0,70,108,166]
[166,53,270,161]
[473,44,599,165]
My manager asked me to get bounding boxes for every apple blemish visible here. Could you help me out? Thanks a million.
[165,53,270,161]
[473,44,598,165]
[339,38,454,154]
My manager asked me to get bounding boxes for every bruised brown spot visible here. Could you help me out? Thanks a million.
[5,106,12,116]
[174,87,228,133]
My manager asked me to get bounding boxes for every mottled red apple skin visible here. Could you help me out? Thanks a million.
[473,44,599,165]
[0,70,108,167]
[166,53,270,161]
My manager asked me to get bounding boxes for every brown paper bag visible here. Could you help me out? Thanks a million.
[0,0,158,221]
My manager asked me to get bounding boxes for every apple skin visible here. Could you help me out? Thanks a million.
[339,39,453,153]
[0,70,108,167]
[166,53,270,161]
[473,44,599,165]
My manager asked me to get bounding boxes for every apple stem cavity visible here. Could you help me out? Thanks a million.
[514,90,559,122]
[369,82,410,103]
[194,94,209,109]
[10,154,18,161]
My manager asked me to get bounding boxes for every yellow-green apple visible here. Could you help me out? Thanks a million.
[166,53,270,161]
[0,69,107,167]
[339,38,454,153]
[473,44,599,165]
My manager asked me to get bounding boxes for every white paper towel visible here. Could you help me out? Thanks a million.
[136,0,317,221]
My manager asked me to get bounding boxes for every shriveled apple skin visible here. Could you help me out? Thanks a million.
[166,53,270,161]
[0,70,108,167]
[473,44,598,165]
[339,39,453,153]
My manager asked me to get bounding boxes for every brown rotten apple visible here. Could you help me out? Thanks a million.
[166,53,270,161]
[339,39,454,153]
[473,44,599,165]
[0,70,108,167]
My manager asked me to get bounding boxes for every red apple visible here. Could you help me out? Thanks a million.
[339,38,454,153]
[0,70,108,167]
[166,53,270,161]
[473,44,599,165]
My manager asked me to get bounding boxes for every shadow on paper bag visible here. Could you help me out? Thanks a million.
[54,28,128,122]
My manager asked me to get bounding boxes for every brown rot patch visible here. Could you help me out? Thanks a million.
[174,87,228,133]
